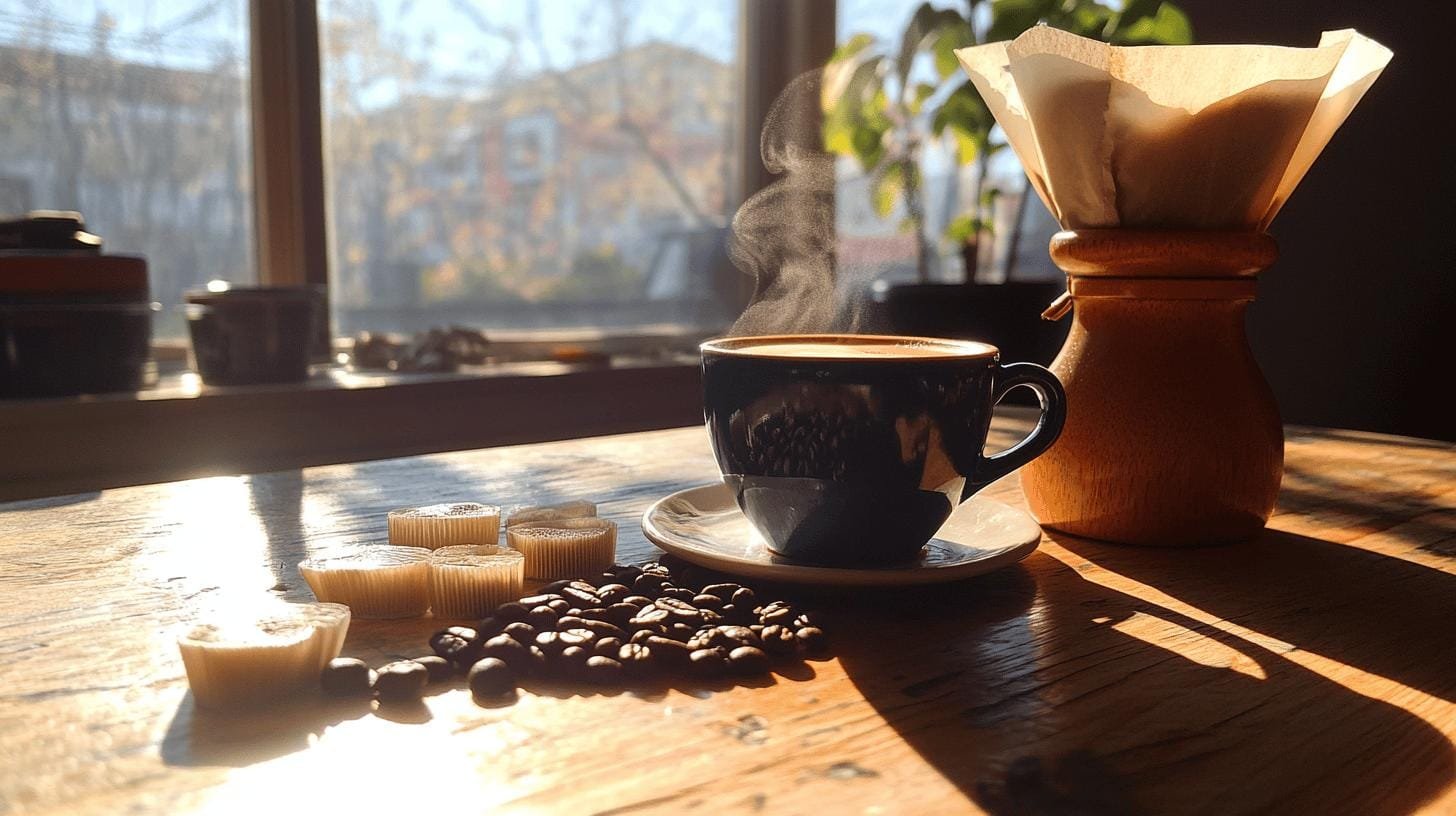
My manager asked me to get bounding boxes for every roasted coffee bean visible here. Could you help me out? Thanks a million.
[654,597,701,622]
[792,611,821,629]
[730,587,757,608]
[641,562,671,578]
[750,624,765,636]
[578,607,612,622]
[374,660,429,702]
[539,579,575,594]
[644,635,690,669]
[701,583,740,601]
[579,619,627,640]
[617,643,654,674]
[666,622,698,642]
[759,624,798,657]
[621,595,654,609]
[727,646,770,675]
[688,647,729,678]
[558,646,590,680]
[566,607,584,617]
[320,657,374,696]
[430,626,477,658]
[502,621,537,645]
[606,602,639,627]
[534,631,564,655]
[633,573,667,595]
[475,616,508,638]
[698,608,722,626]
[585,656,625,685]
[661,586,697,603]
[468,657,515,697]
[481,634,531,672]
[593,636,623,658]
[527,605,559,630]
[692,594,724,611]
[629,629,658,646]
[596,583,631,604]
[526,645,549,675]
[556,615,588,631]
[557,628,596,648]
[795,627,827,653]
[708,625,760,650]
[629,607,671,628]
[413,655,453,683]
[493,602,532,623]
[519,593,565,608]
[758,601,796,627]
[430,626,484,667]
[546,598,572,615]
[613,566,644,583]
[561,585,601,608]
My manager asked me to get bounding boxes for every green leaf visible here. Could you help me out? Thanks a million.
[907,82,937,115]
[851,125,887,172]
[1110,0,1162,31]
[1115,4,1194,45]
[980,186,1003,208]
[896,3,939,88]
[829,33,876,65]
[986,0,1057,42]
[872,164,904,218]
[945,214,979,242]
[1065,4,1113,39]
[925,12,977,79]
[949,126,980,164]
[821,55,886,161]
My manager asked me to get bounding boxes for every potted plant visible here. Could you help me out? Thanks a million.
[823,0,1192,363]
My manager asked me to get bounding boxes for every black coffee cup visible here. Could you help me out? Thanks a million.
[701,334,1066,566]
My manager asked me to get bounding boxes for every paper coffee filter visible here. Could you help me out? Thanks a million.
[955,27,1391,231]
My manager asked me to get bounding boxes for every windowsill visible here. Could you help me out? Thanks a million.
[0,352,705,502]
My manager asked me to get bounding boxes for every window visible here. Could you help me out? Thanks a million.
[832,0,1057,288]
[318,0,742,337]
[0,1,255,338]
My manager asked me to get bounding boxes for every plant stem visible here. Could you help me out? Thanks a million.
[902,154,931,283]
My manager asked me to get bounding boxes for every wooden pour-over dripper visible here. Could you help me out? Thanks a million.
[1020,229,1284,546]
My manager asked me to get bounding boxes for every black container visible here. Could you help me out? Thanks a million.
[185,286,316,386]
[0,255,153,398]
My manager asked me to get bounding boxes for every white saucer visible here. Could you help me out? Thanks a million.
[640,483,1042,587]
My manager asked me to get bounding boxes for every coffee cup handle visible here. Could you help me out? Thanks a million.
[961,362,1067,502]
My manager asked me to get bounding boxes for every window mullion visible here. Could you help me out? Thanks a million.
[249,0,329,296]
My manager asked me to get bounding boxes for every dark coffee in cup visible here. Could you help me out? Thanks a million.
[701,334,1065,566]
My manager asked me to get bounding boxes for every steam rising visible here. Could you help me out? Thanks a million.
[729,71,856,336]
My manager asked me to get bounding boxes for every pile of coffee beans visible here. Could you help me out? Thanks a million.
[320,560,827,704]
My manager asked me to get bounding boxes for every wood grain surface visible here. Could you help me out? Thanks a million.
[1,414,1454,815]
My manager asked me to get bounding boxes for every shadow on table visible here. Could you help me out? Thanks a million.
[0,491,101,512]
[834,531,1456,815]
[161,692,373,767]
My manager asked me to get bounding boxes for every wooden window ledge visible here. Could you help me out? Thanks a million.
[0,357,702,502]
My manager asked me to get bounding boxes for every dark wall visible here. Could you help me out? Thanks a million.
[1178,0,1454,441]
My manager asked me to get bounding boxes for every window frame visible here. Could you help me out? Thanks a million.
[0,0,838,501]
[251,0,834,340]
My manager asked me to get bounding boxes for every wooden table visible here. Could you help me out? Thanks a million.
[2,417,1454,815]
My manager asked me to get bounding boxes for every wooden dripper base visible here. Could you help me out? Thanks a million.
[1020,230,1284,546]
